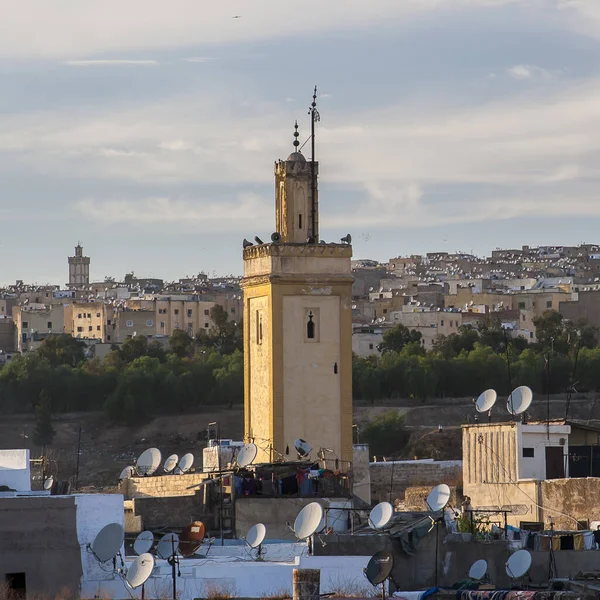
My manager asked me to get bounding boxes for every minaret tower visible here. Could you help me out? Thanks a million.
[68,243,90,288]
[241,88,354,467]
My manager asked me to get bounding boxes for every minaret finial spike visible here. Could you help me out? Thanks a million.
[293,120,300,150]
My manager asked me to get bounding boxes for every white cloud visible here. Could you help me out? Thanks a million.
[507,64,554,80]
[182,57,216,63]
[74,193,270,230]
[0,0,528,59]
[63,59,159,66]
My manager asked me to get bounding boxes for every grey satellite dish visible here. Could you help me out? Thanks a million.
[43,476,54,490]
[163,454,178,473]
[91,523,124,563]
[507,386,533,416]
[174,453,194,474]
[476,389,497,413]
[469,559,487,580]
[157,533,179,559]
[506,549,532,579]
[426,484,451,512]
[133,531,154,556]
[368,502,394,530]
[126,553,154,589]
[119,466,135,480]
[237,443,258,468]
[136,448,161,476]
[246,523,266,549]
[294,502,323,540]
[294,438,312,458]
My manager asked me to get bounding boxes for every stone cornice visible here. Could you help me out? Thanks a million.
[241,273,354,288]
[243,242,352,261]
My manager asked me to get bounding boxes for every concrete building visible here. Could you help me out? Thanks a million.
[65,302,106,341]
[242,126,353,466]
[67,244,90,288]
[390,308,463,349]
[12,303,65,352]
[109,307,157,343]
[352,325,384,357]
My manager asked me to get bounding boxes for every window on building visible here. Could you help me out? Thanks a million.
[298,213,303,229]
[77,327,83,332]
[523,447,534,458]
[160,321,165,328]
[159,308,166,314]
[187,309,192,317]
[546,301,552,308]
[107,319,112,325]
[231,308,235,313]
[77,313,82,318]
[107,335,111,341]
[174,309,179,315]
[305,309,320,342]
[204,309,209,315]
[450,320,454,327]
[47,322,52,329]
[146,320,153,327]
[369,343,374,350]
[96,312,101,317]
[518,302,525,309]
[205,322,209,329]
[383,309,388,314]
[87,313,91,318]
[188,322,193,330]
[21,333,27,343]
[126,320,133,327]
[440,320,444,326]
[96,325,101,331]
[530,332,534,339]
[88,326,92,332]
[522,314,526,321]
[22,321,28,329]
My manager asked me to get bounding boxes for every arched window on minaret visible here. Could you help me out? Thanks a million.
[307,311,315,339]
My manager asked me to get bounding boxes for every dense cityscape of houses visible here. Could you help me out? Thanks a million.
[1,242,599,362]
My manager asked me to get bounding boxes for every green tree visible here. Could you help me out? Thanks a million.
[169,329,195,358]
[533,310,569,354]
[33,391,55,447]
[378,324,422,354]
[195,305,242,354]
[36,335,86,367]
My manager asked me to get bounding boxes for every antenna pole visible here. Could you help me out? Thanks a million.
[546,352,551,440]
[503,328,514,420]
[75,424,82,491]
[308,86,320,243]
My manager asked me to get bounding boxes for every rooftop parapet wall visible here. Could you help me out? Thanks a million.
[119,472,209,500]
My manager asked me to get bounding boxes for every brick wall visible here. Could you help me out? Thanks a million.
[404,485,462,511]
[369,459,462,503]
[120,472,209,499]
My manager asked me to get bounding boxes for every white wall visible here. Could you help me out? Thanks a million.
[0,449,30,491]
[517,424,570,480]
[76,493,125,597]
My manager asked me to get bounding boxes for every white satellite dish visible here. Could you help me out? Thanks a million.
[475,389,497,413]
[237,443,258,468]
[174,453,194,474]
[426,484,451,512]
[119,466,135,480]
[163,454,178,473]
[294,438,312,458]
[91,523,124,563]
[506,549,532,579]
[293,502,323,540]
[126,553,154,589]
[469,559,488,580]
[246,523,267,548]
[368,502,394,530]
[157,533,179,559]
[136,448,162,476]
[133,531,154,556]
[507,386,533,416]
[43,476,54,490]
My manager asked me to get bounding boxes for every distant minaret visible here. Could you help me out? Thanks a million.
[68,244,90,288]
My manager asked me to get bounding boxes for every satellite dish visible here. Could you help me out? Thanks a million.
[507,386,533,415]
[237,443,258,468]
[91,523,124,563]
[174,453,194,474]
[469,559,487,580]
[119,466,135,480]
[476,389,497,413]
[179,521,206,558]
[368,502,394,530]
[163,454,179,473]
[293,502,323,540]
[294,438,312,458]
[136,448,162,476]
[133,531,154,556]
[506,549,532,579]
[157,533,180,559]
[246,523,267,549]
[426,484,451,512]
[126,553,154,589]
[365,550,394,586]
[43,476,54,490]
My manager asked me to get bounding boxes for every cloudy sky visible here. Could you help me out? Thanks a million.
[2,0,600,285]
